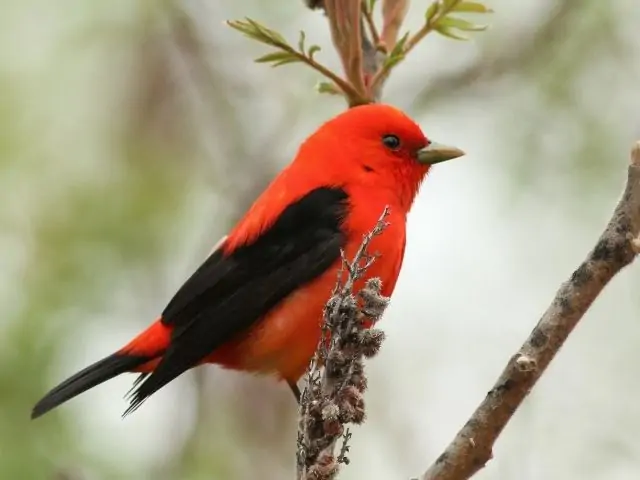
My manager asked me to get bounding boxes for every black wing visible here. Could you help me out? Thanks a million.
[125,186,349,413]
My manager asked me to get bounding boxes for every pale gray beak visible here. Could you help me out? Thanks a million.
[416,142,465,165]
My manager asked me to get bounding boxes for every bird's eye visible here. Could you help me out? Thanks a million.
[382,134,401,150]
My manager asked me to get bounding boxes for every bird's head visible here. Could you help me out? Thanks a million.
[298,103,465,210]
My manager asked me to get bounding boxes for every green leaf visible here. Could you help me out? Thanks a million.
[226,20,262,41]
[227,20,265,44]
[367,0,378,14]
[390,31,410,57]
[442,0,462,9]
[245,18,288,45]
[316,81,342,95]
[439,16,488,31]
[381,31,409,70]
[254,52,300,64]
[227,18,291,49]
[298,30,306,52]
[452,1,493,13]
[434,24,469,40]
[425,2,439,22]
[271,57,303,67]
[383,53,405,70]
[307,45,321,59]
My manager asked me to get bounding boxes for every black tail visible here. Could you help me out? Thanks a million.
[31,353,150,419]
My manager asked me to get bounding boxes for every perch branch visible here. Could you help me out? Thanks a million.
[297,208,392,480]
[419,142,640,480]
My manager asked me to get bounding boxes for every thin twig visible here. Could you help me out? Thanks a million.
[267,38,369,106]
[404,0,463,54]
[226,17,370,105]
[419,142,640,479]
[304,0,386,104]
[284,49,368,105]
[361,0,381,46]
[380,0,409,52]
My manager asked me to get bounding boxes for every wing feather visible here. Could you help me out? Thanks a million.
[124,186,349,413]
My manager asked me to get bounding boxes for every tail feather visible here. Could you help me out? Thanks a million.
[31,353,150,419]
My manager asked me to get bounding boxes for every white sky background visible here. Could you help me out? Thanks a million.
[4,0,640,479]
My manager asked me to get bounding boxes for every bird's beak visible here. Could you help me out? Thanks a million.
[416,142,465,165]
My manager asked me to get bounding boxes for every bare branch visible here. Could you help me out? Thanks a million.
[323,0,368,102]
[419,142,640,479]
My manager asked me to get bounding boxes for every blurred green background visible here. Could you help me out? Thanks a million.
[2,1,640,479]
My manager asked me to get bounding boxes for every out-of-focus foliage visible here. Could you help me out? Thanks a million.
[2,0,640,479]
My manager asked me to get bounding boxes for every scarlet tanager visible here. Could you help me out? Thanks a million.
[31,104,464,419]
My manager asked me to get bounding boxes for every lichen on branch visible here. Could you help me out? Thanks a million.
[296,208,391,480]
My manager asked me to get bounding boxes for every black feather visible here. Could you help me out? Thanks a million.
[31,353,150,419]
[125,186,350,413]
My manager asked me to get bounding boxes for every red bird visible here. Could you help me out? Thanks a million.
[31,104,464,419]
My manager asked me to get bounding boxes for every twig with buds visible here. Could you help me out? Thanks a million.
[296,208,391,480]
[228,0,491,106]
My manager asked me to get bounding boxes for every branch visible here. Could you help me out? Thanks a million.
[297,208,392,480]
[323,0,368,101]
[380,0,409,52]
[361,0,380,46]
[304,0,385,103]
[419,142,640,480]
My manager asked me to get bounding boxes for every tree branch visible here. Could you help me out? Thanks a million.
[297,209,391,480]
[419,142,640,480]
